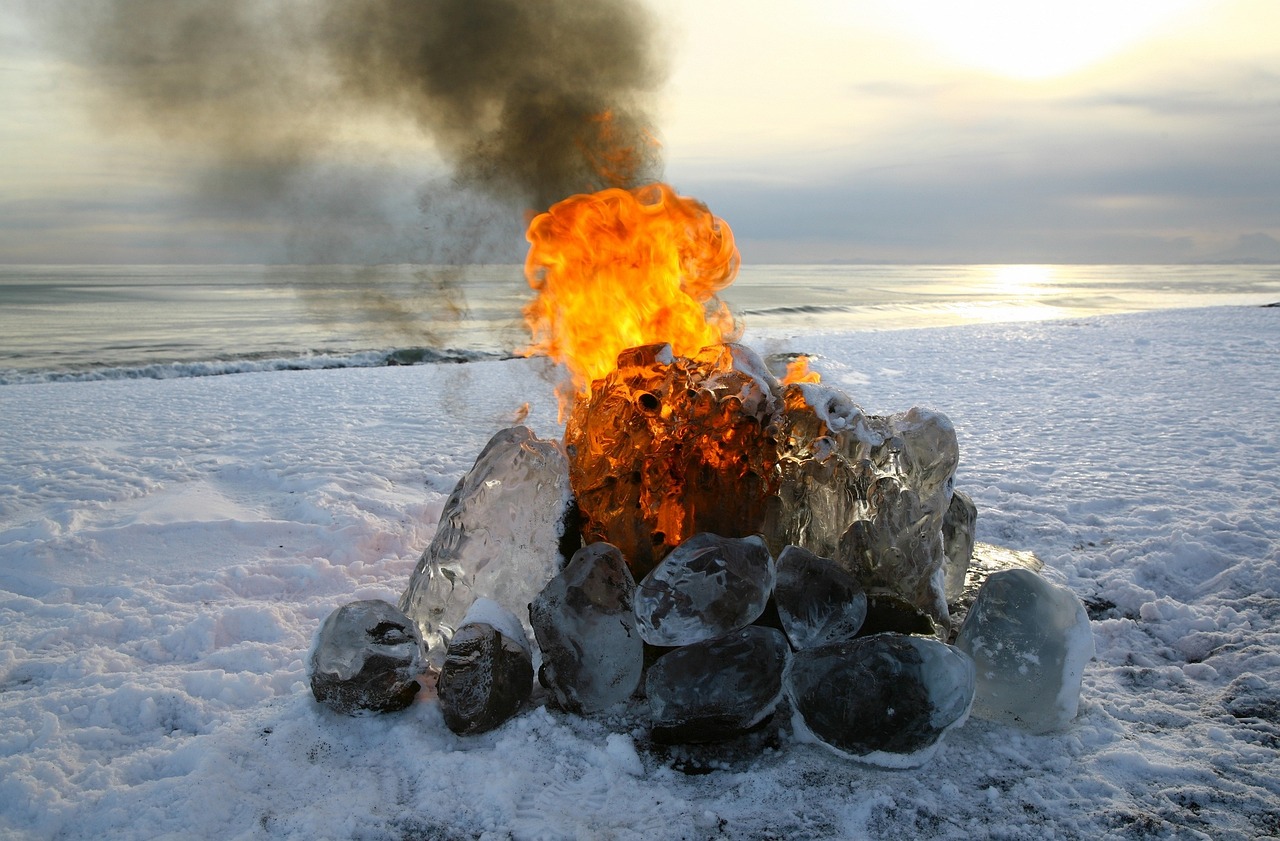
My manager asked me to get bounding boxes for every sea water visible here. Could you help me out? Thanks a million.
[2,263,1277,383]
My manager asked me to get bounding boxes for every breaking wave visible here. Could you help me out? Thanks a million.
[0,346,510,386]
[739,304,856,316]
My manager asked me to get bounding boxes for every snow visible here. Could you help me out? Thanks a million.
[460,598,532,657]
[2,306,1279,839]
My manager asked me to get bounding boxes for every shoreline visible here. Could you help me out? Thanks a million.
[3,262,1278,382]
[4,299,1278,387]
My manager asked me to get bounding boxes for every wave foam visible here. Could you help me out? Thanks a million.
[0,347,509,386]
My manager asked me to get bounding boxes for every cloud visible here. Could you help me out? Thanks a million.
[656,39,1280,264]
[673,130,1280,263]
[13,0,669,265]
[5,0,1279,264]
[1210,232,1280,262]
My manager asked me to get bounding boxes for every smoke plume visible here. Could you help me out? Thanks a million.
[40,0,665,214]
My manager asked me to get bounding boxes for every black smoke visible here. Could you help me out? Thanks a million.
[30,0,668,344]
[36,0,665,231]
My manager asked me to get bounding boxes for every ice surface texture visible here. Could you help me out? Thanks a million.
[399,425,573,662]
[788,633,974,768]
[565,342,782,579]
[946,542,1044,632]
[942,490,977,603]
[436,599,534,736]
[564,343,959,629]
[634,533,775,647]
[774,386,959,632]
[530,542,643,713]
[955,568,1094,733]
[309,600,424,715]
[773,545,867,649]
[646,626,790,744]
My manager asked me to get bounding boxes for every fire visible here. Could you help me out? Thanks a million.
[522,183,740,404]
[564,343,781,578]
[781,355,821,385]
[519,177,836,577]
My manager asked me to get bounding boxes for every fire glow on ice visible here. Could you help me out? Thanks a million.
[371,183,1094,767]
[389,338,1092,766]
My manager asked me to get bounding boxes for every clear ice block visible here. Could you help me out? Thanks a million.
[645,625,790,744]
[436,599,533,735]
[309,600,424,715]
[942,490,977,604]
[399,425,574,662]
[529,542,643,713]
[788,633,974,768]
[772,545,867,649]
[771,387,959,631]
[633,533,775,647]
[954,568,1094,733]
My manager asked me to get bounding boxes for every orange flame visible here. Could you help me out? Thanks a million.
[522,183,740,404]
[781,355,822,385]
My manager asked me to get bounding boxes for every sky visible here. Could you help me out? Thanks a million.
[1,0,1279,265]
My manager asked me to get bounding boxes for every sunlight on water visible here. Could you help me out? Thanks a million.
[1,263,1277,378]
[988,264,1056,297]
[941,300,1066,324]
[725,263,1280,337]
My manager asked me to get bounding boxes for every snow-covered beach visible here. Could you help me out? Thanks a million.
[2,305,1278,839]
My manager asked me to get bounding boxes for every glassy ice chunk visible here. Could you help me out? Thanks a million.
[634,533,775,647]
[942,490,977,603]
[773,545,867,649]
[309,600,424,715]
[436,599,534,735]
[530,542,642,713]
[838,475,950,634]
[565,343,782,579]
[769,383,880,560]
[946,542,1044,633]
[770,388,959,632]
[399,425,573,663]
[646,626,790,744]
[955,568,1094,733]
[788,633,974,768]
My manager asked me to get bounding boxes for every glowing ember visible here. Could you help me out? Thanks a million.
[564,342,780,579]
[522,183,740,406]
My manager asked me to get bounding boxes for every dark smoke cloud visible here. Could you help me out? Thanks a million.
[37,0,665,214]
[30,0,666,344]
[323,0,663,209]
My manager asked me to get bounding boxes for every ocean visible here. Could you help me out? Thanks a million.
[2,262,1277,384]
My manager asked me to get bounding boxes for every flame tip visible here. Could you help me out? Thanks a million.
[522,181,741,414]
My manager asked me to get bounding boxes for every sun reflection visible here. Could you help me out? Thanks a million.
[990,264,1055,296]
[932,265,1063,325]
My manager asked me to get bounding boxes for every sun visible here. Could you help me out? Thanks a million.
[880,0,1208,80]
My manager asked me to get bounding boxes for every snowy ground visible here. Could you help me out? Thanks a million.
[2,306,1278,840]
